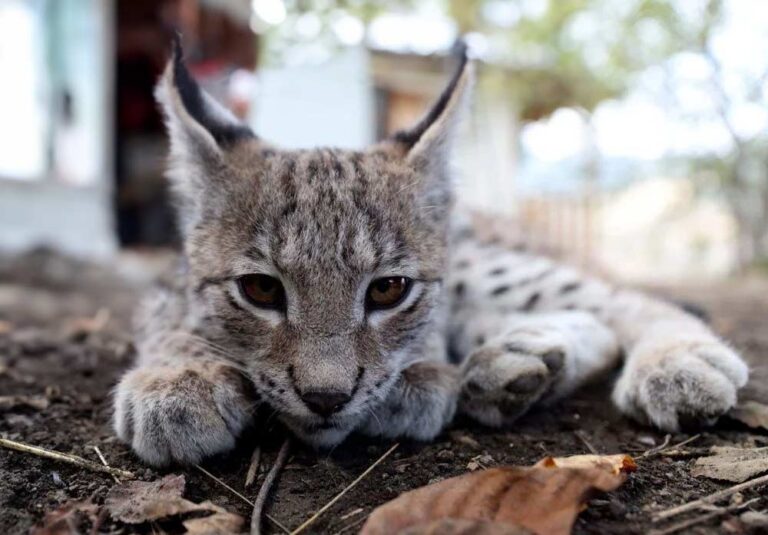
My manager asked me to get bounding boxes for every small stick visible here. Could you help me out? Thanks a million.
[338,507,364,521]
[245,446,261,489]
[642,434,701,460]
[668,434,702,450]
[575,430,599,454]
[251,438,291,535]
[653,473,768,521]
[0,437,134,479]
[332,515,368,535]
[290,443,399,535]
[639,434,671,458]
[650,497,761,535]
[657,448,710,459]
[193,464,290,534]
[92,445,120,483]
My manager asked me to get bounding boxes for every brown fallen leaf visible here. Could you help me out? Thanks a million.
[183,510,245,535]
[400,518,531,535]
[361,453,635,535]
[105,474,243,533]
[729,401,768,431]
[30,498,99,535]
[691,446,768,483]
[537,453,638,475]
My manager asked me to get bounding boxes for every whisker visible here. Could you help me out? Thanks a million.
[365,406,384,435]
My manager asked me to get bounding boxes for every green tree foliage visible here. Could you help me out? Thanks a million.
[261,0,686,121]
[258,0,768,266]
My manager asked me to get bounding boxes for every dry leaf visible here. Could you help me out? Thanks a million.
[361,453,635,535]
[105,474,243,533]
[467,453,494,471]
[537,454,638,475]
[691,446,768,483]
[729,401,768,431]
[30,499,99,535]
[183,511,245,535]
[400,518,531,534]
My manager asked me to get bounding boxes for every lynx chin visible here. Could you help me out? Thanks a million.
[113,39,749,466]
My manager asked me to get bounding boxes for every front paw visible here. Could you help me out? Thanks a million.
[358,362,459,441]
[113,361,256,466]
[613,341,749,431]
[458,341,565,427]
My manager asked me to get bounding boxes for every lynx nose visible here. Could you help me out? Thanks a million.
[301,391,351,417]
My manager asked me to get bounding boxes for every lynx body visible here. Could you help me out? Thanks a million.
[113,42,748,466]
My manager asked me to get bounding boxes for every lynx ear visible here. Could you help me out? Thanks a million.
[389,43,473,219]
[392,42,473,167]
[155,36,256,232]
[156,35,255,155]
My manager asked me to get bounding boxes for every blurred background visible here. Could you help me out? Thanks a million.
[1,0,767,284]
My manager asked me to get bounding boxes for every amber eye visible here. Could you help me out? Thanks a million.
[238,274,285,309]
[366,277,412,310]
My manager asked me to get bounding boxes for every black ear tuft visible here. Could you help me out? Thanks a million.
[170,34,255,146]
[392,40,470,150]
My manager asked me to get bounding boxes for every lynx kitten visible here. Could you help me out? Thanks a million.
[113,40,748,466]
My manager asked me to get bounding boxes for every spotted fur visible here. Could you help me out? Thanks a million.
[113,42,748,466]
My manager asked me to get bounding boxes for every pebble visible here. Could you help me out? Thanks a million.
[740,511,768,528]
[637,435,656,447]
[51,471,65,487]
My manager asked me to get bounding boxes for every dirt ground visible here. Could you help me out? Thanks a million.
[1,249,766,534]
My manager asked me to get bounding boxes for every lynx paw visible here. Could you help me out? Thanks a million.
[459,339,567,427]
[613,341,749,431]
[113,362,256,466]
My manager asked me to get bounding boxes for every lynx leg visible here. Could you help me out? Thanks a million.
[113,357,256,466]
[606,290,749,431]
[453,310,620,427]
[114,290,257,466]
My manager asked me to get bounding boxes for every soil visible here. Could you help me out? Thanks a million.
[1,249,766,534]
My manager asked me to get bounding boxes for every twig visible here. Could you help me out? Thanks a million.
[669,434,702,450]
[639,434,671,458]
[0,437,134,479]
[575,430,599,454]
[653,473,768,521]
[245,445,261,489]
[642,434,701,460]
[650,497,761,534]
[251,438,291,535]
[331,515,368,535]
[92,445,120,483]
[339,507,364,521]
[656,447,710,459]
[290,443,399,535]
[193,464,290,534]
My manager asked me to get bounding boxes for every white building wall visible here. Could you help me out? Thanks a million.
[252,46,374,149]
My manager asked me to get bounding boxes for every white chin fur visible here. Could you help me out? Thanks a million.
[281,417,356,449]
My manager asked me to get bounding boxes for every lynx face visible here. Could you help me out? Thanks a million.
[157,39,472,446]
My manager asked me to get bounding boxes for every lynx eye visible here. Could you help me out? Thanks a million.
[366,277,412,310]
[237,274,285,309]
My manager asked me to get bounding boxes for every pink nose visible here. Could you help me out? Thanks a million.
[300,391,351,417]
